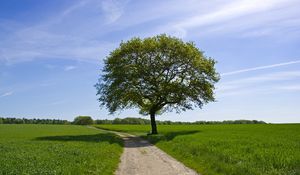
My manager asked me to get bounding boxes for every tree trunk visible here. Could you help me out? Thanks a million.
[150,112,158,134]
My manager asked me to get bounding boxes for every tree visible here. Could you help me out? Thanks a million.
[73,116,94,125]
[95,34,219,134]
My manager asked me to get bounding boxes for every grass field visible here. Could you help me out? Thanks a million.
[0,124,123,175]
[96,124,300,175]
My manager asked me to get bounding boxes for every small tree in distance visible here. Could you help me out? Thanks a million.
[73,116,94,125]
[96,34,219,134]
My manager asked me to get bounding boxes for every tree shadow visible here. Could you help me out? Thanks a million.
[122,130,200,148]
[144,130,200,144]
[34,133,123,146]
[34,130,199,148]
[122,136,153,148]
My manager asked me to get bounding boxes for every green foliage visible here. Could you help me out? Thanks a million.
[96,124,300,175]
[0,117,70,124]
[96,34,219,116]
[73,116,94,125]
[0,124,123,175]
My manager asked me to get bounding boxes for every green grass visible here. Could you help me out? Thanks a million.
[0,124,123,175]
[96,124,300,175]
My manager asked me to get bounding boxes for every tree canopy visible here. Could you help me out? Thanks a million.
[96,34,219,134]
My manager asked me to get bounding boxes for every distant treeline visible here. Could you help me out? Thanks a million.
[0,117,70,124]
[0,117,266,125]
[95,117,266,125]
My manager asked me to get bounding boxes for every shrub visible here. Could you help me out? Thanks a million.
[73,116,94,125]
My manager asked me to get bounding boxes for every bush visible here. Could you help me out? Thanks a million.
[73,116,94,125]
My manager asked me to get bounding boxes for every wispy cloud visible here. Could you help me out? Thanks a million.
[0,0,299,64]
[49,100,66,106]
[39,82,56,87]
[0,0,119,64]
[0,91,13,97]
[176,0,281,29]
[276,85,300,91]
[62,0,89,17]
[217,71,300,97]
[64,65,77,71]
[101,0,126,24]
[0,26,116,64]
[219,71,300,89]
[153,0,300,38]
[221,60,300,76]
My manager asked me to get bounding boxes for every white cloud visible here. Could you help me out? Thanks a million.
[0,91,13,97]
[64,65,77,71]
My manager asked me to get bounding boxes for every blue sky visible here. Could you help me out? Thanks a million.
[0,0,300,123]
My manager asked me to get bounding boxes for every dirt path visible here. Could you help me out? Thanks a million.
[115,132,199,175]
[89,126,198,175]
